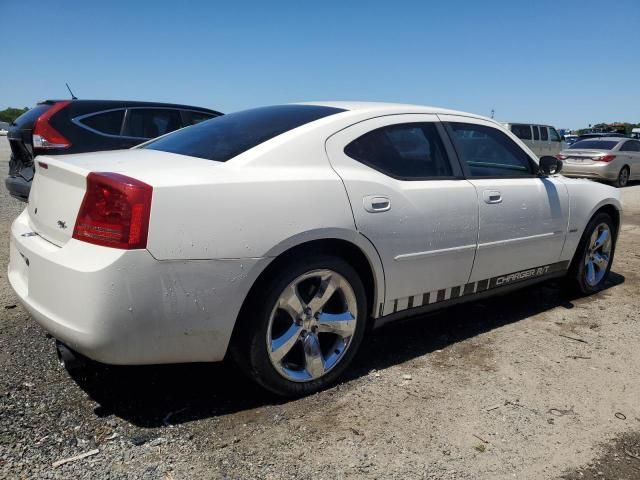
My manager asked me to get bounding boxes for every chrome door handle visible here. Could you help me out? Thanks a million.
[363,195,391,213]
[483,190,502,204]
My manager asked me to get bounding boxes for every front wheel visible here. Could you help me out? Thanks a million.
[231,254,367,397]
[567,212,616,295]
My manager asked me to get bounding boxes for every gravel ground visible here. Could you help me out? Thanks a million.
[0,136,639,479]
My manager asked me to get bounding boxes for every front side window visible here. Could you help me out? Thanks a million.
[144,105,345,161]
[540,126,549,141]
[549,127,560,142]
[123,109,182,139]
[79,110,125,135]
[511,124,532,140]
[447,122,535,177]
[533,125,540,140]
[344,123,453,179]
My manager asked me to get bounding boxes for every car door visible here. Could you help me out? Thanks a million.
[439,116,569,283]
[619,140,640,179]
[326,115,479,316]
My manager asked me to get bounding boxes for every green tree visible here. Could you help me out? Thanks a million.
[0,107,29,124]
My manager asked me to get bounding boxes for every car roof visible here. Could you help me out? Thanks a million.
[503,122,555,127]
[39,99,222,115]
[297,101,493,121]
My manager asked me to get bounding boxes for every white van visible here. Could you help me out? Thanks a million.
[503,123,564,158]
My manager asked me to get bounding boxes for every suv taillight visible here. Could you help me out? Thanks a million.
[73,172,153,249]
[33,101,72,149]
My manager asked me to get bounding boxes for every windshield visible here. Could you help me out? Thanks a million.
[569,140,619,150]
[143,104,345,161]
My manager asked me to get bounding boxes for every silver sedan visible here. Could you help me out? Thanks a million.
[558,137,640,187]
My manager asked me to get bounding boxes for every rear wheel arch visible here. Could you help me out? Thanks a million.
[230,238,379,347]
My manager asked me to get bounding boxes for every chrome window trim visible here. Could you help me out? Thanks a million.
[72,106,215,140]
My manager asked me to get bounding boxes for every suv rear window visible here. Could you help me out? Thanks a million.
[11,104,51,127]
[144,105,345,161]
[510,124,532,140]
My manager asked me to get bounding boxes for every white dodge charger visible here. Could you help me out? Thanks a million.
[8,102,621,396]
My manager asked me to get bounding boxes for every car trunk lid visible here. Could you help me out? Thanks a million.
[27,149,216,247]
[562,149,610,164]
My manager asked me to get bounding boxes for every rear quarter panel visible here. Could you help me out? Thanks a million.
[145,148,356,260]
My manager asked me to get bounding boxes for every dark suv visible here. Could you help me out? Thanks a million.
[6,99,222,201]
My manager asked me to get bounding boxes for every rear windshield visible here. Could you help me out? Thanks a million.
[570,140,619,150]
[143,105,345,161]
[11,104,51,127]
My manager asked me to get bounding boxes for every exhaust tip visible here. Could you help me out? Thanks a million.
[55,340,84,371]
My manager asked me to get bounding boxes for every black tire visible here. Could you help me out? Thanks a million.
[230,253,368,397]
[614,166,630,188]
[566,212,616,295]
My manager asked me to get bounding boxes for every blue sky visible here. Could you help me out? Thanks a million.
[2,0,639,129]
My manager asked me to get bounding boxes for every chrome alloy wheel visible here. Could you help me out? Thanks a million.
[266,269,358,382]
[584,223,612,287]
[619,168,629,187]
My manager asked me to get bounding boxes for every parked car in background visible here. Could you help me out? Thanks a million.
[558,137,640,187]
[630,128,640,139]
[503,123,564,157]
[564,134,579,146]
[577,132,627,140]
[6,100,222,201]
[8,102,621,397]
[0,121,10,135]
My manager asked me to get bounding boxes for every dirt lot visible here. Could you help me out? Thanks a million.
[0,136,639,480]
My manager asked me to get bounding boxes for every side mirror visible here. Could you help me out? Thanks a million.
[539,156,562,175]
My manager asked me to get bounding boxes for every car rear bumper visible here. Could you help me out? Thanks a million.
[561,161,619,181]
[5,175,31,202]
[8,209,263,365]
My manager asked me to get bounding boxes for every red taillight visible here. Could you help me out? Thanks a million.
[33,101,72,149]
[73,172,153,249]
[595,155,616,163]
[555,154,568,160]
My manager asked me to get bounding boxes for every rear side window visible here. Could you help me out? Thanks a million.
[533,126,540,140]
[510,124,532,140]
[123,109,182,139]
[448,122,534,177]
[549,127,560,142]
[540,126,549,141]
[144,105,345,161]
[620,140,640,152]
[181,110,216,126]
[79,110,125,135]
[344,123,453,179]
